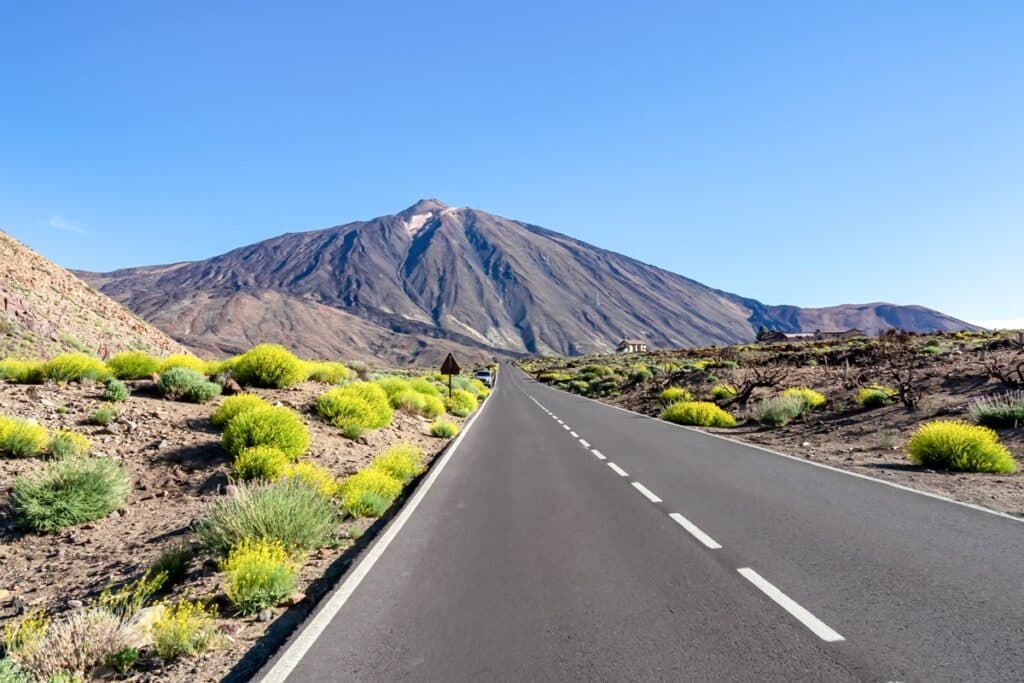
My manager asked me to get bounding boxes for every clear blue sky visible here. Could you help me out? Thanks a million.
[1,1,1021,326]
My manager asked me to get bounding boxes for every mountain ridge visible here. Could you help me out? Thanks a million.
[77,200,977,363]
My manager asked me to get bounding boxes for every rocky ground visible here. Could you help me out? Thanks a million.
[525,333,1024,519]
[0,378,463,681]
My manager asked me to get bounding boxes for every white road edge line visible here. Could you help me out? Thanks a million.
[607,462,628,477]
[668,512,722,550]
[591,449,607,460]
[529,375,1024,526]
[632,482,662,503]
[257,375,496,683]
[737,567,845,643]
[579,439,591,448]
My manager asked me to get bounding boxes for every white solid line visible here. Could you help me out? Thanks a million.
[737,568,845,643]
[579,439,591,448]
[257,374,497,682]
[632,481,662,503]
[591,449,607,460]
[668,512,722,550]
[607,462,628,477]
[569,431,579,437]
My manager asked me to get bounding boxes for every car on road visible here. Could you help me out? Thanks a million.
[474,368,493,387]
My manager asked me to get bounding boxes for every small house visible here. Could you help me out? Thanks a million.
[616,338,648,353]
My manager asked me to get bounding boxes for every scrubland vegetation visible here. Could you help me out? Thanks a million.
[525,329,1023,509]
[0,343,487,680]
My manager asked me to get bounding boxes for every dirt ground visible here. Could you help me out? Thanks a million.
[0,378,463,681]
[527,335,1024,519]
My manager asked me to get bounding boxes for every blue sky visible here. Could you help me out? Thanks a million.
[1,1,1021,326]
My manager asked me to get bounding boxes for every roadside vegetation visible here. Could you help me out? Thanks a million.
[0,343,487,680]
[524,329,1023,506]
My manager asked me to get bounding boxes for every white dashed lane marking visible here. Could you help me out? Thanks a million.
[737,568,845,643]
[592,449,607,460]
[668,513,722,550]
[607,462,629,477]
[632,482,662,503]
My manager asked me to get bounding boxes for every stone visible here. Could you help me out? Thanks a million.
[223,378,243,395]
[258,609,274,622]
[0,589,11,602]
[124,605,166,648]
[67,598,84,609]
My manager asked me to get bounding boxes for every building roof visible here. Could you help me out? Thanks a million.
[618,338,647,345]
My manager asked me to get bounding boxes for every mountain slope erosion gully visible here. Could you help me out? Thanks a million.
[261,366,1024,682]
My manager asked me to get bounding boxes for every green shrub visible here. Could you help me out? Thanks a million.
[151,599,219,660]
[157,354,206,374]
[158,367,221,404]
[107,351,159,380]
[391,389,427,415]
[42,353,110,383]
[782,387,826,410]
[338,468,403,518]
[906,420,1016,473]
[104,647,140,674]
[148,543,192,590]
[660,401,736,428]
[429,420,459,438]
[446,389,478,416]
[1,419,48,458]
[710,384,737,400]
[408,377,441,397]
[370,444,424,483]
[303,361,349,384]
[315,383,393,431]
[537,371,572,383]
[341,423,364,440]
[420,394,445,419]
[969,391,1024,429]
[375,377,411,398]
[281,461,340,498]
[221,406,310,460]
[89,406,117,426]
[98,571,168,621]
[0,359,44,384]
[47,430,91,459]
[195,478,339,554]
[12,457,130,532]
[232,446,290,481]
[0,658,31,682]
[203,359,230,377]
[232,344,306,389]
[210,394,271,428]
[101,379,130,402]
[221,538,298,616]
[659,386,692,406]
[753,395,807,427]
[857,384,897,409]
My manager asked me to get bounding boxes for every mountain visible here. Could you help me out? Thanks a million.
[78,200,976,363]
[0,231,187,359]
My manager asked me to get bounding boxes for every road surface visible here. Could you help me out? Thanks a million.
[264,365,1024,682]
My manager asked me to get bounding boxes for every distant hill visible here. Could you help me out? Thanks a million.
[0,231,187,359]
[78,199,977,363]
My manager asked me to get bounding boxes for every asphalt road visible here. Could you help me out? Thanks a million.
[267,365,1024,682]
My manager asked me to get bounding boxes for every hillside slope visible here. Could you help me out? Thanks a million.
[0,231,186,358]
[80,200,976,362]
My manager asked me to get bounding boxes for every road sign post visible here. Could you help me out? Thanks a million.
[440,353,461,399]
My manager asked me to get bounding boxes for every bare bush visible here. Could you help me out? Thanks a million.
[14,609,131,680]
